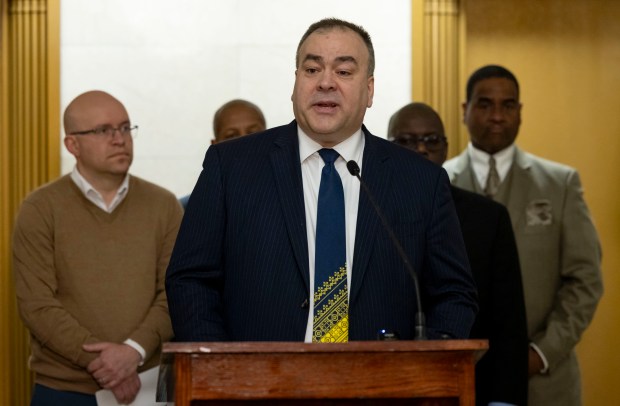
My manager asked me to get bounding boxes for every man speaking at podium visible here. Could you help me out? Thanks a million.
[166,18,477,343]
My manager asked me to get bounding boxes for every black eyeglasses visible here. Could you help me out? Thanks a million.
[70,125,138,138]
[391,133,447,152]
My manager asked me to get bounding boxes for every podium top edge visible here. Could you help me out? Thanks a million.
[162,339,488,354]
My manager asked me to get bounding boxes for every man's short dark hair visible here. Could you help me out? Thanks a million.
[466,65,520,102]
[295,17,375,77]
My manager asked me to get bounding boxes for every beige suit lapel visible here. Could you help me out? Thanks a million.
[449,151,479,192]
[448,147,534,231]
[502,147,534,230]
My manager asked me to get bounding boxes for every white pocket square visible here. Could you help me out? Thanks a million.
[526,199,552,226]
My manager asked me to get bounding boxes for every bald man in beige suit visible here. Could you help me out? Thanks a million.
[444,65,603,406]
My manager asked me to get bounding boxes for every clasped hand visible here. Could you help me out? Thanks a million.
[84,342,142,404]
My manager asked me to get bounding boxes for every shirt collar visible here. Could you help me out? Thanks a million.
[70,166,130,212]
[298,127,365,168]
[468,142,515,182]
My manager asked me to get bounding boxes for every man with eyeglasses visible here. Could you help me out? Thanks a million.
[443,65,603,406]
[388,102,528,406]
[13,90,182,405]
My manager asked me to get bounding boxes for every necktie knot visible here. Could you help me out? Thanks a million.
[319,148,340,165]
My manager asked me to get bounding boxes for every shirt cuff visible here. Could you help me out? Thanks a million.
[124,338,146,366]
[529,342,549,374]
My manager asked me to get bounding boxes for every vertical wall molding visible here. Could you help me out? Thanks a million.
[0,1,12,401]
[412,0,467,156]
[0,0,60,404]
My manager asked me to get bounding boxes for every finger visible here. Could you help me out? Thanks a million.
[112,375,140,403]
[86,358,103,374]
[129,377,141,394]
[96,375,108,388]
[112,385,128,404]
[113,392,127,404]
[125,380,140,404]
[105,376,121,389]
[116,383,137,404]
[82,342,108,352]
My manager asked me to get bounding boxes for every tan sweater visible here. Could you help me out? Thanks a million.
[13,174,182,394]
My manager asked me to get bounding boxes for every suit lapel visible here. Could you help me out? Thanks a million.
[451,147,532,229]
[504,147,533,229]
[350,129,392,303]
[270,122,310,289]
[449,151,477,192]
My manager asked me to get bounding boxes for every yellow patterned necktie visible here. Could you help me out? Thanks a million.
[313,264,349,342]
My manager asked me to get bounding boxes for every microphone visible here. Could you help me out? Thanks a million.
[346,160,427,340]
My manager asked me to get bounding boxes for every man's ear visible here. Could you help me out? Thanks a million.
[64,136,79,157]
[366,76,374,108]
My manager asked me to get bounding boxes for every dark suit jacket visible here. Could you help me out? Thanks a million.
[166,121,477,342]
[452,186,528,406]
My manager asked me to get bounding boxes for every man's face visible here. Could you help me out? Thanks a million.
[215,105,266,143]
[64,97,133,180]
[389,113,447,165]
[292,27,374,147]
[463,77,522,155]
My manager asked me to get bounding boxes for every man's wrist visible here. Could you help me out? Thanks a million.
[529,342,549,373]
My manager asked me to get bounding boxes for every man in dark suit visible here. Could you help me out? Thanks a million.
[388,102,528,406]
[166,18,477,343]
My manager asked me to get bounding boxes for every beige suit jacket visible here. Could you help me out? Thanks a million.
[444,146,603,406]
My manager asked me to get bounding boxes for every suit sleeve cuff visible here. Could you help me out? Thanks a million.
[124,338,146,366]
[529,342,549,373]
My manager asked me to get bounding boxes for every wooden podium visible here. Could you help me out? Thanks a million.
[159,340,487,405]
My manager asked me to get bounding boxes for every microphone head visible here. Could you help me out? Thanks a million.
[346,160,361,177]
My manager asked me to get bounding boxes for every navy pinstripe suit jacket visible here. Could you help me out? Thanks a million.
[165,121,477,342]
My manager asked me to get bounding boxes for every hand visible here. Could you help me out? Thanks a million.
[528,346,544,377]
[83,342,142,389]
[111,372,141,405]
